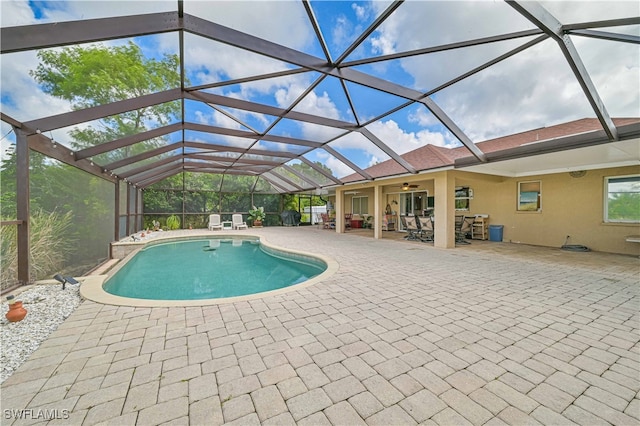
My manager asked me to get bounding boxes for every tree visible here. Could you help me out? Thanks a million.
[0,42,185,277]
[30,41,182,162]
[608,193,640,221]
[287,161,333,187]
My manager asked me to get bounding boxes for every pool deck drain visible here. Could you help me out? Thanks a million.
[1,227,638,425]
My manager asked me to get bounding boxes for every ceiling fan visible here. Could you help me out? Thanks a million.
[399,182,419,191]
[401,183,420,191]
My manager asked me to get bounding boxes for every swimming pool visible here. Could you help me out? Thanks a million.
[102,237,327,301]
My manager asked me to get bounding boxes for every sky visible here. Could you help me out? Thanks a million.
[1,0,639,179]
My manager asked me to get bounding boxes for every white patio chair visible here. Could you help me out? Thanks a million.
[232,214,248,230]
[208,214,223,230]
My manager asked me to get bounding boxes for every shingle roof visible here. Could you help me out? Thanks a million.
[343,117,640,182]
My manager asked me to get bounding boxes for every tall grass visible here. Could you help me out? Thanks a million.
[1,210,75,290]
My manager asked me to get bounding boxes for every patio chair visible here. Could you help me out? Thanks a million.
[402,215,421,241]
[208,214,223,231]
[320,213,335,230]
[418,216,434,242]
[455,215,473,244]
[344,213,353,231]
[232,214,248,230]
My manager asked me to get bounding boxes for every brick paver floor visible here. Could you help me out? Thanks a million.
[2,227,638,425]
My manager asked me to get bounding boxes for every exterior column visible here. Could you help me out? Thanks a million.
[114,180,120,241]
[335,188,343,233]
[434,171,455,248]
[125,182,131,236]
[16,130,30,285]
[374,184,382,240]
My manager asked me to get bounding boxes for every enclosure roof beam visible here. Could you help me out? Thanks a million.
[182,12,480,160]
[187,68,308,92]
[282,164,322,188]
[418,97,488,162]
[1,12,181,54]
[299,156,343,185]
[183,141,298,159]
[185,166,263,176]
[360,128,418,174]
[117,156,179,179]
[507,0,618,140]
[137,168,184,188]
[184,122,323,148]
[101,143,182,171]
[185,154,282,167]
[128,162,184,186]
[342,29,543,67]
[183,13,336,75]
[185,91,357,130]
[24,89,182,133]
[75,123,183,160]
[258,174,289,193]
[334,1,403,64]
[267,170,305,192]
[569,29,640,44]
[0,113,23,129]
[322,144,373,181]
[561,16,640,31]
[302,0,333,63]
[262,171,297,192]
[28,133,116,183]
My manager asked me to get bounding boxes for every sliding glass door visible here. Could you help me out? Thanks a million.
[399,191,427,229]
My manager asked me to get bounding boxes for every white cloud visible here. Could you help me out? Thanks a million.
[0,0,35,27]
[1,50,72,122]
[314,149,353,178]
[370,34,396,56]
[368,1,639,141]
[184,1,314,51]
[352,3,369,21]
[368,155,380,168]
[368,119,453,152]
[2,0,637,172]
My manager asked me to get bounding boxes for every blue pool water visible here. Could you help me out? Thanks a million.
[103,238,326,300]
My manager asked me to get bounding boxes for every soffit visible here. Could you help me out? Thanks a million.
[460,138,640,178]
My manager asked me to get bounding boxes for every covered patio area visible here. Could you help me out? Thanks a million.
[2,227,638,425]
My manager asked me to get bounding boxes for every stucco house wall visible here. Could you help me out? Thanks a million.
[454,166,640,255]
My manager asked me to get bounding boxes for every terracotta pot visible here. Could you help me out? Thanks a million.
[6,301,27,322]
[253,220,262,227]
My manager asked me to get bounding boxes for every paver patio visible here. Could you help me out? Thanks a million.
[1,227,638,425]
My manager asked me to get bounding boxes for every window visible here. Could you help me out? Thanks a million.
[605,175,640,223]
[352,196,369,215]
[518,181,541,211]
[455,187,472,211]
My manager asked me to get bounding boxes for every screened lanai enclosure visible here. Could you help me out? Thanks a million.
[1,1,638,290]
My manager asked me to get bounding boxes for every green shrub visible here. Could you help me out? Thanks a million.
[1,209,75,288]
[166,214,181,230]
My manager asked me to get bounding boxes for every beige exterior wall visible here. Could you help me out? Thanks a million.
[454,166,640,256]
[337,165,639,255]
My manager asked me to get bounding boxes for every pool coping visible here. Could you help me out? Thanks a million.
[80,232,339,307]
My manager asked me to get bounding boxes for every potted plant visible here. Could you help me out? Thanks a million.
[248,206,265,227]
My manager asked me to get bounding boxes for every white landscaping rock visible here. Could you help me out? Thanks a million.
[1,284,82,383]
